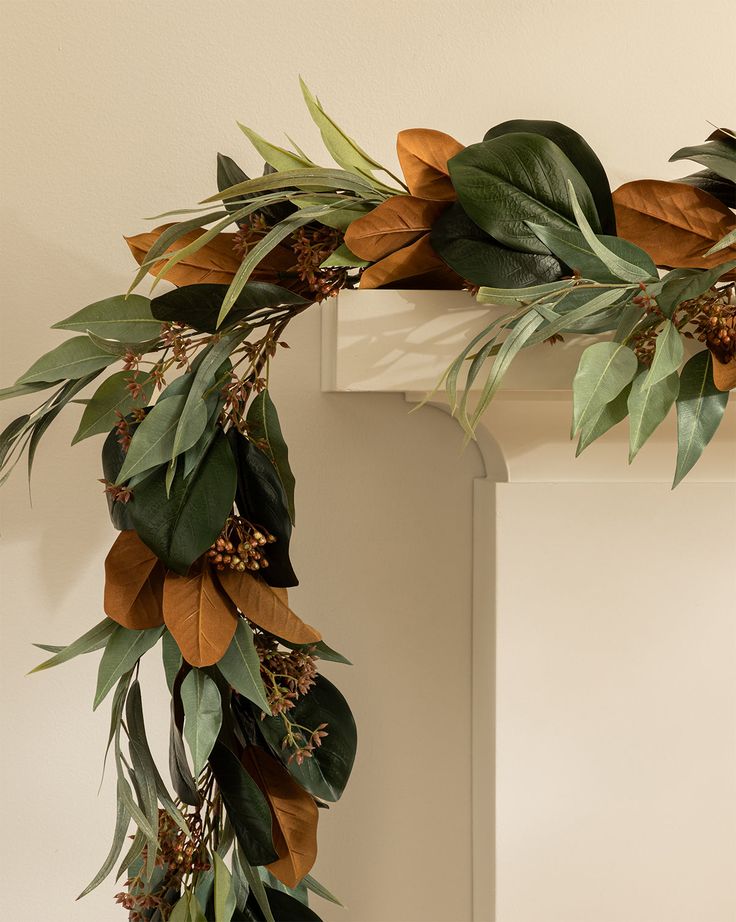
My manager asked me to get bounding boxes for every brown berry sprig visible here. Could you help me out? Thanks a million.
[207,515,276,572]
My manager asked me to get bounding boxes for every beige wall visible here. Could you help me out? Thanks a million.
[1,2,734,921]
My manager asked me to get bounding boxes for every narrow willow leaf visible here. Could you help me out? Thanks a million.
[656,260,736,318]
[673,350,730,487]
[237,847,276,922]
[477,279,576,306]
[568,181,652,283]
[525,288,626,346]
[72,371,155,444]
[30,618,116,673]
[115,829,146,882]
[238,123,316,172]
[0,381,56,401]
[201,167,377,204]
[576,383,632,456]
[628,369,679,462]
[572,341,639,435]
[101,669,134,788]
[214,852,237,922]
[181,670,223,777]
[162,630,183,693]
[643,321,684,389]
[246,390,296,524]
[52,295,162,341]
[93,624,165,710]
[196,868,215,912]
[17,336,117,385]
[77,787,131,898]
[303,873,344,907]
[170,701,200,807]
[217,619,271,713]
[705,227,736,255]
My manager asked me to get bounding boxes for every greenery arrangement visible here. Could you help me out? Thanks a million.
[1,81,734,920]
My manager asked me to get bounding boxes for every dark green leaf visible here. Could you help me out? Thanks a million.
[246,390,296,525]
[17,336,117,384]
[208,742,278,866]
[258,675,356,803]
[670,138,736,183]
[52,294,162,342]
[170,697,200,807]
[247,887,322,922]
[675,170,735,208]
[162,630,183,693]
[130,429,236,574]
[673,351,729,487]
[101,421,140,530]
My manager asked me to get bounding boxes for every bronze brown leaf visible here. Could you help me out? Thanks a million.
[163,564,238,667]
[242,745,318,888]
[216,568,321,646]
[396,128,464,201]
[345,196,447,262]
[358,234,464,289]
[613,180,736,274]
[712,355,736,391]
[104,530,164,630]
[125,224,242,286]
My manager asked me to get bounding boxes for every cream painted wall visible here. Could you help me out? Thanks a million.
[1,2,734,921]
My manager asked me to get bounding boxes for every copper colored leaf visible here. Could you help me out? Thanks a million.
[712,355,736,391]
[242,746,318,888]
[216,568,321,646]
[396,129,464,201]
[163,565,238,667]
[126,224,241,287]
[612,180,736,273]
[344,196,447,261]
[104,531,164,630]
[358,233,464,289]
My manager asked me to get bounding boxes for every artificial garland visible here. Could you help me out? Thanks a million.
[1,81,735,921]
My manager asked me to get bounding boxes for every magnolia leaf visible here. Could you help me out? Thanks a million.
[216,617,271,713]
[712,355,736,391]
[30,617,117,673]
[344,195,446,262]
[613,181,736,273]
[217,569,320,646]
[52,295,162,342]
[396,128,464,201]
[163,565,238,668]
[246,389,296,524]
[670,137,736,183]
[16,336,116,385]
[448,132,601,254]
[628,369,679,462]
[572,341,639,435]
[258,675,356,803]
[208,742,279,866]
[126,225,241,286]
[103,530,164,630]
[673,350,730,487]
[181,669,223,776]
[93,624,164,710]
[242,746,318,889]
[358,234,462,289]
[484,118,616,234]
[676,170,735,209]
[72,371,154,445]
[643,321,684,388]
[248,887,323,922]
[656,260,736,318]
[116,395,189,483]
[214,852,237,922]
[129,429,237,574]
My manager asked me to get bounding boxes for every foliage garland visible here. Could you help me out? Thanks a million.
[1,81,735,920]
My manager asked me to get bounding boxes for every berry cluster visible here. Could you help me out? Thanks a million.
[207,516,276,572]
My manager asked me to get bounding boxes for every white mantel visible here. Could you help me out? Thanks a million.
[322,289,736,922]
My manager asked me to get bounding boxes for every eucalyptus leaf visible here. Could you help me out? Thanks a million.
[0,381,56,401]
[302,874,344,907]
[214,852,237,922]
[52,295,162,342]
[628,369,679,462]
[656,260,736,318]
[17,336,117,385]
[572,341,639,435]
[30,617,117,673]
[116,395,189,483]
[181,669,223,776]
[319,243,370,269]
[236,848,275,922]
[575,382,632,456]
[217,618,271,714]
[673,350,729,487]
[706,227,736,256]
[73,371,155,445]
[643,321,684,389]
[238,124,316,172]
[77,784,131,898]
[93,624,165,710]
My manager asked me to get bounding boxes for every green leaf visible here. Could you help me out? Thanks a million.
[258,675,356,803]
[16,336,117,384]
[670,138,736,183]
[169,894,192,922]
[201,167,378,204]
[214,853,237,922]
[527,220,657,283]
[130,429,237,574]
[238,124,316,173]
[567,181,653,283]
[236,847,276,922]
[170,702,200,807]
[162,630,183,693]
[52,295,162,342]
[151,283,309,334]
[30,617,117,673]
[627,369,679,462]
[116,394,189,483]
[575,382,632,456]
[572,341,639,435]
[448,132,600,254]
[77,785,131,898]
[181,669,223,777]
[525,288,626,346]
[477,279,576,306]
[676,169,735,208]
[484,118,617,234]
[431,202,563,288]
[705,227,736,256]
[248,886,323,921]
[85,330,160,357]
[319,243,370,268]
[0,381,56,401]
[208,742,278,866]
[72,371,155,444]
[643,321,684,389]
[673,350,730,487]
[217,618,271,714]
[247,390,296,525]
[656,260,736,318]
[302,873,344,907]
[93,624,165,710]
[288,640,352,666]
